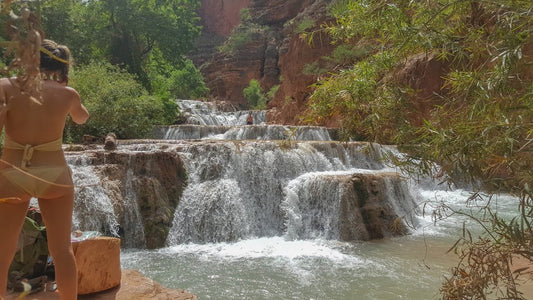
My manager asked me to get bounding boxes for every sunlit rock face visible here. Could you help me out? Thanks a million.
[198,0,251,37]
[194,0,332,110]
[66,98,422,250]
[192,0,251,67]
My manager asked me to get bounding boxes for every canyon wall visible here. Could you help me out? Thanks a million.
[198,0,251,37]
[194,0,333,120]
[193,0,450,127]
[193,0,251,67]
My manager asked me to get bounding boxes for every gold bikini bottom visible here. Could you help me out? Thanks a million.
[0,165,71,198]
[1,135,70,198]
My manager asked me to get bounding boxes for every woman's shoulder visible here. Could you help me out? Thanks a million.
[63,85,81,101]
[43,81,80,98]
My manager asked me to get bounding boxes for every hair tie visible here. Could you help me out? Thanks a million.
[40,47,69,65]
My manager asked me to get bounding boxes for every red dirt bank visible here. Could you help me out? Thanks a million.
[5,270,197,300]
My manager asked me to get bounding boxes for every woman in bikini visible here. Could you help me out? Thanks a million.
[0,39,89,299]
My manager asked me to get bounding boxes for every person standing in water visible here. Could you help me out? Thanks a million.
[246,112,253,125]
[0,39,89,299]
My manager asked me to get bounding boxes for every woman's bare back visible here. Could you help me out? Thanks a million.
[0,78,88,145]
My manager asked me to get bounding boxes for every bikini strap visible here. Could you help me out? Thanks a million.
[3,135,63,169]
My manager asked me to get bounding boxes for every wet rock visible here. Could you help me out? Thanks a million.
[104,133,117,151]
[68,149,187,249]
[342,172,413,240]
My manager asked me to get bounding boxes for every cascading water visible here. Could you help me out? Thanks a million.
[122,168,146,248]
[64,100,520,299]
[282,172,347,240]
[154,124,336,141]
[69,156,120,237]
[67,153,147,248]
[153,99,336,141]
[177,99,266,126]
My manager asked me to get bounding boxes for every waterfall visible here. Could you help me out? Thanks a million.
[166,179,250,244]
[154,124,336,141]
[154,99,336,141]
[282,172,347,240]
[166,140,415,244]
[122,168,146,248]
[222,125,335,141]
[64,99,423,249]
[70,157,120,237]
[68,153,147,248]
[177,99,266,125]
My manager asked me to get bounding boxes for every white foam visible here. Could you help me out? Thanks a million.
[162,237,364,264]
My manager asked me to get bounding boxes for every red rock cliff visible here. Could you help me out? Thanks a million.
[193,0,330,112]
[193,0,450,127]
[198,0,251,36]
[192,0,251,67]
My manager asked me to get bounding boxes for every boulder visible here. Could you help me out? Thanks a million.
[104,133,117,151]
[72,237,121,295]
[342,172,413,240]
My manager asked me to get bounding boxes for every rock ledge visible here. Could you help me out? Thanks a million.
[6,269,198,300]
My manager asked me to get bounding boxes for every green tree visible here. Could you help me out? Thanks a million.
[36,0,202,89]
[103,0,201,88]
[243,79,268,109]
[65,62,175,142]
[305,1,532,298]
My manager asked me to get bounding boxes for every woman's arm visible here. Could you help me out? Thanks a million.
[68,89,89,124]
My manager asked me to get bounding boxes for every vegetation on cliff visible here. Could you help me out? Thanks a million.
[303,0,532,298]
[217,8,269,55]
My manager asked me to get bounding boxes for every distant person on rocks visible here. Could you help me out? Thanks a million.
[0,39,89,300]
[246,112,253,125]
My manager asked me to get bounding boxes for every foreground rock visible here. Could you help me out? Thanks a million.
[6,270,198,300]
[73,237,121,295]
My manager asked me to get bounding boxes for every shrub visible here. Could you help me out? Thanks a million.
[243,79,268,109]
[150,58,209,100]
[266,84,280,100]
[302,61,328,76]
[66,62,174,142]
[217,8,268,54]
[295,18,315,34]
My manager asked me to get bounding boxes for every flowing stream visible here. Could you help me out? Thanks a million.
[68,100,518,299]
